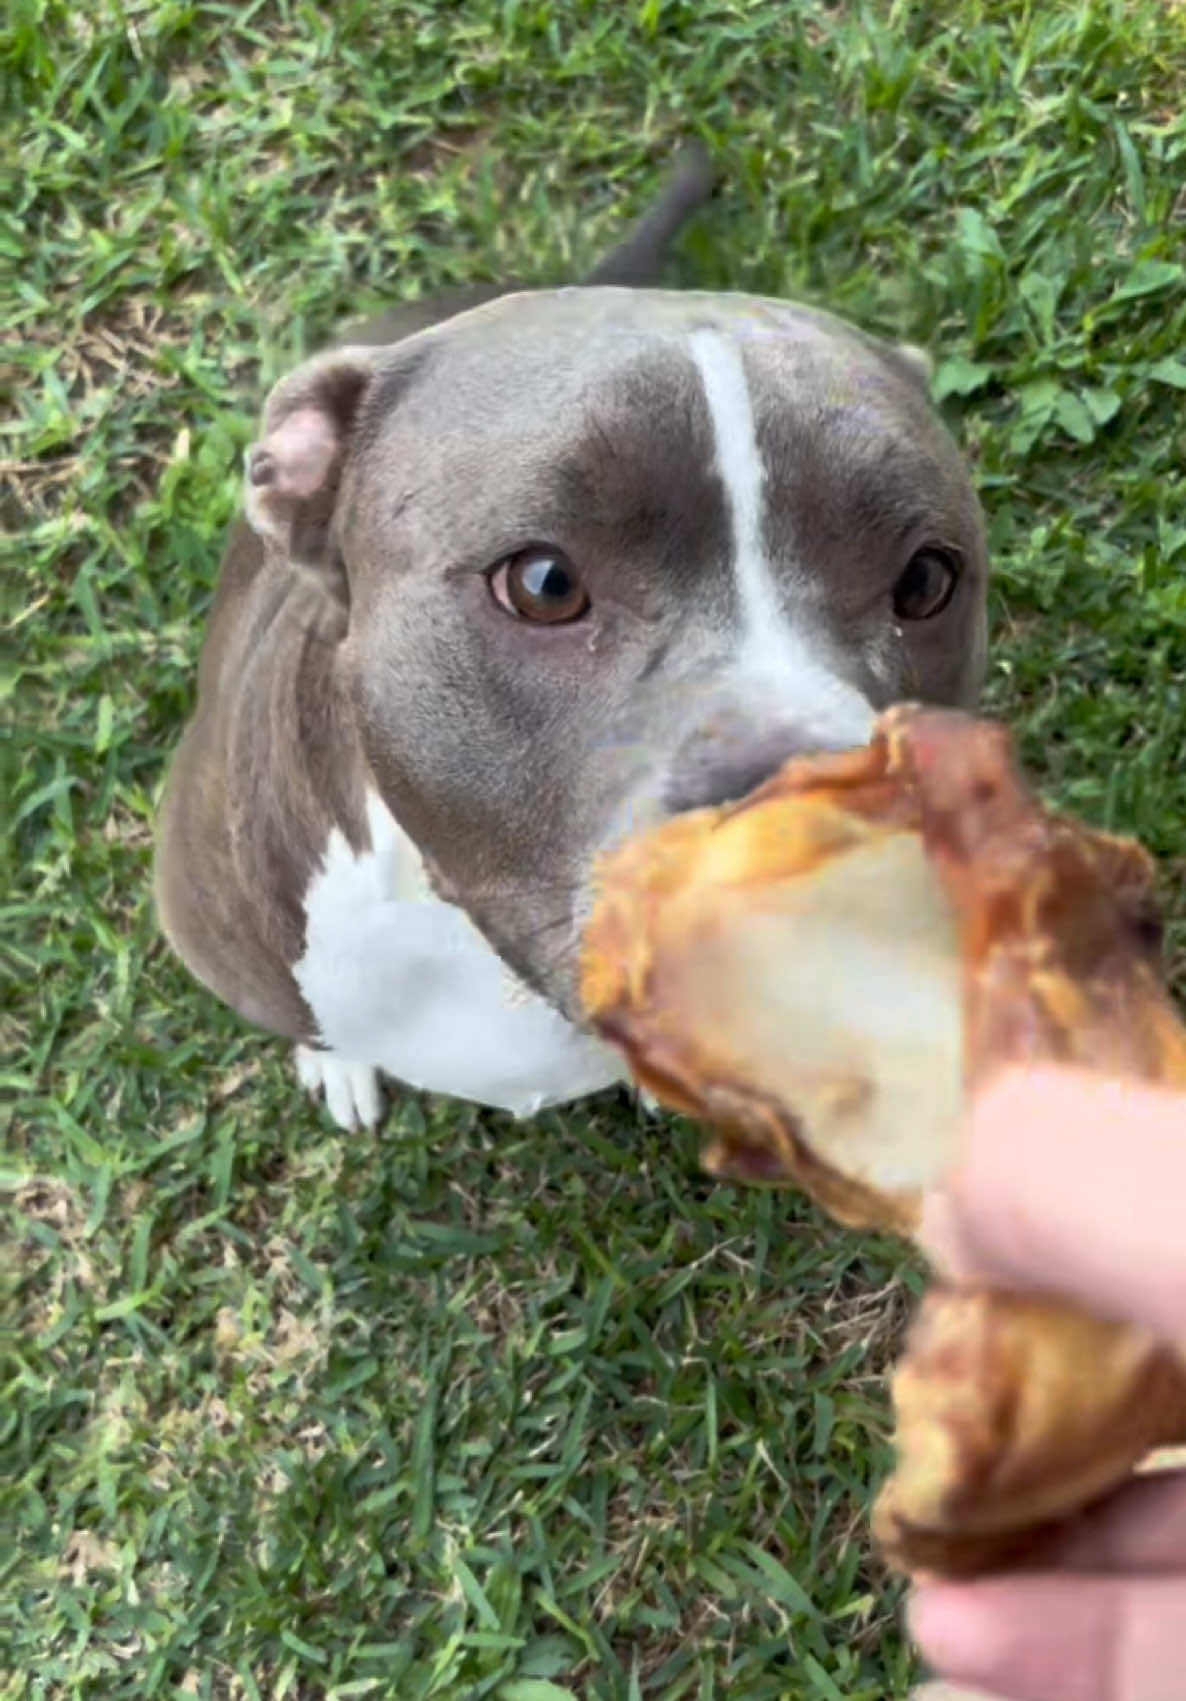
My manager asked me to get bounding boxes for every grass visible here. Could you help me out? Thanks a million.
[5,1,1186,1696]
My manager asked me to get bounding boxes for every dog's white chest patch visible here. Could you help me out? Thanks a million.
[292,793,624,1117]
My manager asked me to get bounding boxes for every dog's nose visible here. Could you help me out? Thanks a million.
[664,725,853,814]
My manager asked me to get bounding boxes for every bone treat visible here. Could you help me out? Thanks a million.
[580,705,1186,1578]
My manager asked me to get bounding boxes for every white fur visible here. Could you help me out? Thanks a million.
[687,329,876,745]
[292,792,624,1128]
[294,1044,383,1130]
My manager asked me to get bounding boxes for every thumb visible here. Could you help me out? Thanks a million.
[917,1066,1186,1343]
[910,1574,1186,1701]
[911,1687,1010,1699]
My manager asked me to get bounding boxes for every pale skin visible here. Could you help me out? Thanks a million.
[907,1066,1186,1701]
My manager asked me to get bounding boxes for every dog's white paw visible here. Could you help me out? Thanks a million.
[294,1044,383,1130]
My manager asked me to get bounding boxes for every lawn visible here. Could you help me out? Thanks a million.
[5,2,1185,1697]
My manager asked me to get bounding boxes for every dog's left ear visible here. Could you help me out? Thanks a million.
[244,346,382,637]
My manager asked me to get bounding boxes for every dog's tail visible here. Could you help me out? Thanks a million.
[582,142,717,287]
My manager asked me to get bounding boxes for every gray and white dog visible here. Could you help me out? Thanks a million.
[155,147,988,1130]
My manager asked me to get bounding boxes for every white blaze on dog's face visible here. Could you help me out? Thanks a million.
[255,289,988,1017]
[684,325,879,738]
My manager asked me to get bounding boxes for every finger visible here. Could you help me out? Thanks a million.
[910,1574,1186,1701]
[911,1686,1008,1700]
[917,1065,1186,1342]
[1034,1470,1186,1575]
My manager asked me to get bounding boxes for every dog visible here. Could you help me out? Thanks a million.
[154,146,988,1131]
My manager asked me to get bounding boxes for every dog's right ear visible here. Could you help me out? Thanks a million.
[244,346,382,638]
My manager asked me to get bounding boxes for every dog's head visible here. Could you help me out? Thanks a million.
[246,289,988,1014]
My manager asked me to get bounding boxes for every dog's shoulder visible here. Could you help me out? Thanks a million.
[155,527,371,1037]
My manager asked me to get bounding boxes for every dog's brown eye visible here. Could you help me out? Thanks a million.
[892,548,961,621]
[490,548,590,625]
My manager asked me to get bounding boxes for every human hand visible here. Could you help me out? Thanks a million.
[907,1065,1186,1701]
